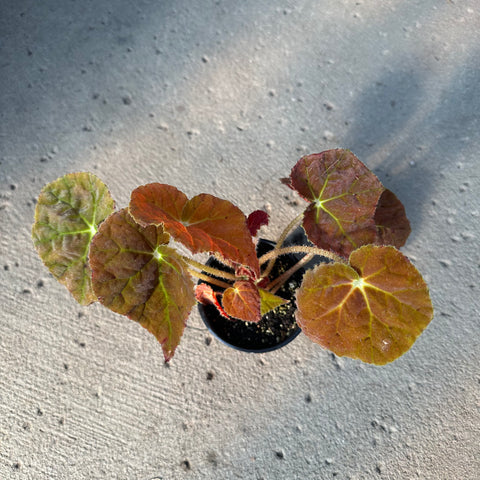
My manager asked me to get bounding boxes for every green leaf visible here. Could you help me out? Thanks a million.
[258,288,288,316]
[374,189,411,248]
[222,281,261,322]
[32,172,115,305]
[288,149,385,257]
[129,183,259,276]
[89,208,195,362]
[296,245,433,365]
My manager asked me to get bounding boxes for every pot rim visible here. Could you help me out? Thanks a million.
[197,238,303,353]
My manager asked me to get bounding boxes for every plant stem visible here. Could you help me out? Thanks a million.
[258,245,347,266]
[213,252,236,269]
[267,253,314,294]
[186,267,232,290]
[181,256,237,282]
[262,213,303,279]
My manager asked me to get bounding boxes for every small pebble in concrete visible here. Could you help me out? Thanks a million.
[206,451,218,466]
[323,130,334,141]
[122,95,132,105]
[329,352,343,370]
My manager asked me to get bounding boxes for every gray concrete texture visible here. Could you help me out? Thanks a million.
[1,0,479,478]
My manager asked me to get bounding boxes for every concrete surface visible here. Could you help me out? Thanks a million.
[1,1,479,479]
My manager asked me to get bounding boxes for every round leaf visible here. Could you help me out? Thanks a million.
[296,245,433,365]
[129,183,259,275]
[89,208,195,362]
[289,149,384,257]
[222,281,261,322]
[32,172,115,305]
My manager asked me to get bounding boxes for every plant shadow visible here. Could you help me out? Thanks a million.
[343,53,480,240]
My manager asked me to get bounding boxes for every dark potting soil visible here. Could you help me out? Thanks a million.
[198,239,307,352]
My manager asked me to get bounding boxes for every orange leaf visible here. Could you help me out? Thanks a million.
[89,208,195,362]
[296,245,433,365]
[195,284,229,319]
[129,183,259,276]
[222,281,261,322]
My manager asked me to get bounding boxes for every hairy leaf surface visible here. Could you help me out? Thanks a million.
[296,245,433,365]
[374,189,411,247]
[129,183,259,275]
[288,149,384,257]
[32,172,115,305]
[89,208,195,361]
[222,281,261,322]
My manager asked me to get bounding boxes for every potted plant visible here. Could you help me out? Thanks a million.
[32,149,433,365]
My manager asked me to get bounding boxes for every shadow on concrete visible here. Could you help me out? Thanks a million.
[343,51,480,238]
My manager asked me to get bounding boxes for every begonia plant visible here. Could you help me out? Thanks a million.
[32,149,433,364]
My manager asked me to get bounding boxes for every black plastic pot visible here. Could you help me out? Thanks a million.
[198,238,309,353]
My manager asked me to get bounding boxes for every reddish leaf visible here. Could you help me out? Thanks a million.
[280,177,294,188]
[89,208,195,362]
[222,281,261,322]
[195,284,229,319]
[288,149,385,257]
[296,245,433,365]
[374,189,411,248]
[235,264,257,282]
[129,183,259,275]
[32,172,115,305]
[247,210,269,236]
